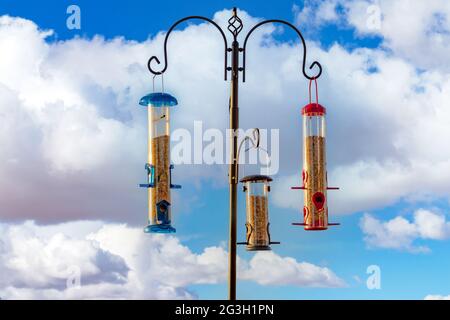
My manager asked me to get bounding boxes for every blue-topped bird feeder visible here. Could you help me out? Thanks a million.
[139,92,181,233]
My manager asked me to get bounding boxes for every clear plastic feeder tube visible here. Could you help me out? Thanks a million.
[302,104,328,230]
[139,92,178,233]
[148,105,171,228]
[241,175,273,250]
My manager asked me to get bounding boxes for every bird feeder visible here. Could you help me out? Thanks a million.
[139,92,181,233]
[292,80,339,230]
[238,175,279,250]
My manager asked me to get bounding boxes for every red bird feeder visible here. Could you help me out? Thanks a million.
[292,79,339,230]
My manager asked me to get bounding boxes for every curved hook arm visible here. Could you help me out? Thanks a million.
[242,19,322,81]
[235,128,272,178]
[148,16,229,80]
[237,128,260,163]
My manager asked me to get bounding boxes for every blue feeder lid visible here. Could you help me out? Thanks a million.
[139,92,178,107]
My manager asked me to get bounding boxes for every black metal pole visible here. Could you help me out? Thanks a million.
[228,36,239,300]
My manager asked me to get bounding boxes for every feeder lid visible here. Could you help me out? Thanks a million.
[302,103,326,116]
[139,92,178,107]
[240,174,273,183]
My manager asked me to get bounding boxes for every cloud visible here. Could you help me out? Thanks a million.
[359,209,450,252]
[0,11,303,223]
[294,0,450,71]
[0,221,128,293]
[2,5,450,223]
[271,42,450,215]
[346,0,450,71]
[0,220,345,299]
[293,0,341,29]
[241,251,345,287]
[0,15,150,223]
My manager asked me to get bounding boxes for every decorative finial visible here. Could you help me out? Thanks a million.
[228,7,243,40]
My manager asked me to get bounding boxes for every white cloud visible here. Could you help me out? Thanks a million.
[241,251,345,287]
[0,221,128,292]
[360,209,450,252]
[2,4,450,227]
[294,0,450,71]
[271,42,450,215]
[3,7,450,224]
[0,220,344,299]
[0,11,298,223]
[293,1,341,29]
[0,15,150,223]
[347,0,450,71]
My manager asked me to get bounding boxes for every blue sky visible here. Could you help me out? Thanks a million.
[0,0,382,47]
[1,0,450,300]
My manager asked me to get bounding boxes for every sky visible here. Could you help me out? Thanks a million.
[1,0,450,300]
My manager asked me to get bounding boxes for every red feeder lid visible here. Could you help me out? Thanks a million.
[302,103,326,116]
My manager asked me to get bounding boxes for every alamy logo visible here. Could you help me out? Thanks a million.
[366,265,381,290]
[66,265,81,289]
[66,5,81,30]
[366,4,382,30]
[170,121,280,175]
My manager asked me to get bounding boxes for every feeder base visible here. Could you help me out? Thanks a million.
[144,224,176,234]
[304,227,328,231]
[246,245,271,251]
[292,222,328,231]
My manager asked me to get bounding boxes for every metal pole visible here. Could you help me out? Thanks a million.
[228,36,239,301]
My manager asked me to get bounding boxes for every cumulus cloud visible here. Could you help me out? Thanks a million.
[0,221,344,299]
[0,222,127,289]
[294,0,450,71]
[240,251,345,287]
[345,0,450,71]
[0,15,150,223]
[271,42,450,215]
[293,1,341,29]
[359,209,450,252]
[3,5,450,223]
[0,11,313,223]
